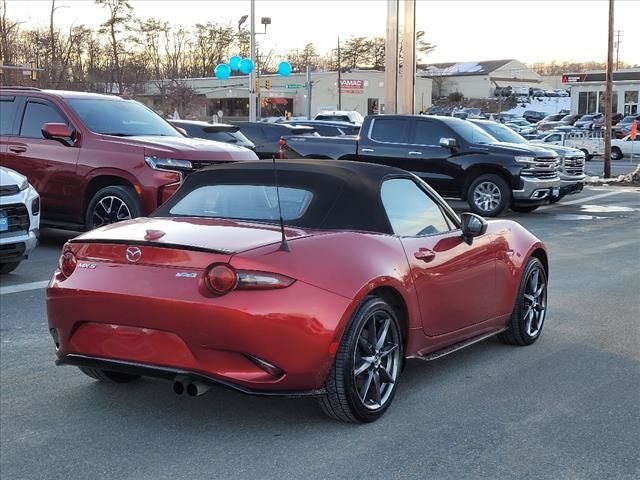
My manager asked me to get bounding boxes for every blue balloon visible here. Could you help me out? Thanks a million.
[277,61,292,76]
[239,58,254,75]
[214,63,231,79]
[229,55,242,71]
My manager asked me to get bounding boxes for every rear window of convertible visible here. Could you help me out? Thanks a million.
[168,185,314,222]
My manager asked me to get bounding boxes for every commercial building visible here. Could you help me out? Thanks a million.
[419,59,542,99]
[139,70,432,121]
[563,69,640,115]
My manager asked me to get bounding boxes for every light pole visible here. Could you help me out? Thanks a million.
[239,3,270,122]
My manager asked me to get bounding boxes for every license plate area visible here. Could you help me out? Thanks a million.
[0,211,8,232]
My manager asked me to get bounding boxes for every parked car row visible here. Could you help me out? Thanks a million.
[281,114,570,217]
[0,86,594,274]
[495,86,569,98]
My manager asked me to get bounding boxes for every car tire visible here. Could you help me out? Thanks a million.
[511,205,539,213]
[549,194,566,204]
[499,257,548,346]
[0,262,21,274]
[579,149,593,161]
[467,174,511,217]
[611,147,623,161]
[78,367,140,383]
[85,185,142,231]
[319,296,403,423]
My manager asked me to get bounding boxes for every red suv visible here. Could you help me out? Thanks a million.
[0,87,257,231]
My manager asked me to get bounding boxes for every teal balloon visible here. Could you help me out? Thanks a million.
[229,56,242,71]
[239,58,254,75]
[277,61,292,76]
[214,64,231,79]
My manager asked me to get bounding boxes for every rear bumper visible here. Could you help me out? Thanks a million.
[56,354,325,397]
[46,270,351,392]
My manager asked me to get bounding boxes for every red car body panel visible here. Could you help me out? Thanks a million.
[47,212,546,393]
[0,89,257,227]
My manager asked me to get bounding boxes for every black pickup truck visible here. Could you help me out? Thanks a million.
[281,114,561,216]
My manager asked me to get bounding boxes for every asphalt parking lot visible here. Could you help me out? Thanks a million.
[1,185,639,480]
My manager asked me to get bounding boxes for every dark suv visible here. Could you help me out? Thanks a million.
[233,122,317,158]
[0,87,256,231]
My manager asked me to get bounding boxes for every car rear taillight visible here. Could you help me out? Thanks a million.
[204,264,295,295]
[205,264,238,295]
[59,251,77,278]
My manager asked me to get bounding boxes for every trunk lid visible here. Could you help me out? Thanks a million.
[69,217,314,267]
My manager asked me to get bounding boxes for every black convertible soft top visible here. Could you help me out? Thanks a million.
[153,159,422,234]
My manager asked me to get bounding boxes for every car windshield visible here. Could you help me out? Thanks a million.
[620,116,638,124]
[168,184,314,222]
[67,98,180,137]
[580,115,595,121]
[473,122,528,144]
[448,120,498,145]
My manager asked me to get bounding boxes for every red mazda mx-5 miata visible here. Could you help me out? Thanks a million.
[47,160,549,423]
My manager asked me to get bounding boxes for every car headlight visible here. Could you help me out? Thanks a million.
[514,156,536,165]
[144,156,192,171]
[17,177,29,191]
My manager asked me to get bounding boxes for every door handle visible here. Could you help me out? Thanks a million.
[361,148,374,153]
[9,145,27,154]
[408,151,423,155]
[414,248,436,262]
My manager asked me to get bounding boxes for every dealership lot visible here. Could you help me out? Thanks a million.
[1,186,638,480]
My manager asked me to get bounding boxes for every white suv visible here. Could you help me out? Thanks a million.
[0,167,40,274]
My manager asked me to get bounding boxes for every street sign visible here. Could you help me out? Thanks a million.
[286,84,305,89]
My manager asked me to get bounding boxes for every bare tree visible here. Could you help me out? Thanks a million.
[0,0,21,66]
[96,0,133,93]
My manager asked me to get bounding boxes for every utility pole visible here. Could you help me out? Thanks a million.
[337,37,342,110]
[249,0,256,122]
[604,0,614,179]
[400,0,416,114]
[306,64,312,119]
[614,30,622,70]
[384,0,399,114]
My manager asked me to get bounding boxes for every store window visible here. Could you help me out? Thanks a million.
[624,91,638,115]
[578,91,598,114]
[598,91,618,113]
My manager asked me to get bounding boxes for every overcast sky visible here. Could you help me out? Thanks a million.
[7,0,640,66]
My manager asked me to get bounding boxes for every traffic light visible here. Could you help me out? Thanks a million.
[265,79,271,90]
[255,78,260,93]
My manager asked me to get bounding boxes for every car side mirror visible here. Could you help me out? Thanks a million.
[439,137,457,149]
[460,212,488,245]
[42,123,74,146]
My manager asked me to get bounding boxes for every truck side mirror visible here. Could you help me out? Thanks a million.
[439,137,457,149]
[42,123,75,146]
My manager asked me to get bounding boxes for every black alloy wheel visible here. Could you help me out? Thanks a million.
[500,257,548,346]
[320,296,403,423]
[85,185,142,231]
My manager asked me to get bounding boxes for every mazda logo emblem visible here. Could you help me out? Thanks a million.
[125,247,142,263]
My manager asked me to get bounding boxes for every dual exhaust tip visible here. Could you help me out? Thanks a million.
[173,377,211,397]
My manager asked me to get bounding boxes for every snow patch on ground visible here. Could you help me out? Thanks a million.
[505,97,571,116]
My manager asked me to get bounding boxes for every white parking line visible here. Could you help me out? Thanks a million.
[0,280,50,295]
[560,191,625,206]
